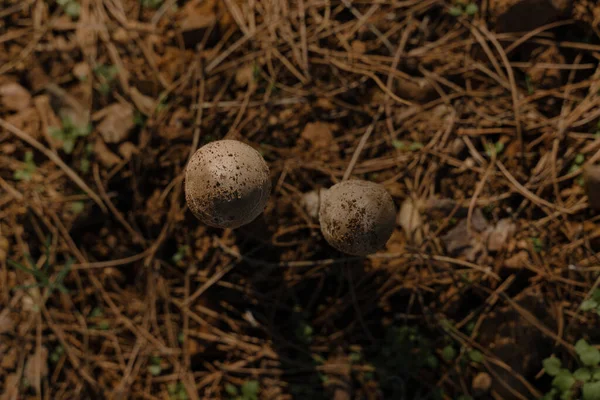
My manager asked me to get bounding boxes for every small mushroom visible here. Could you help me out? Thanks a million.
[319,180,396,256]
[184,140,271,229]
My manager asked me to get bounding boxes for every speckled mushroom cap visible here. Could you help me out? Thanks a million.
[184,140,271,229]
[319,180,396,256]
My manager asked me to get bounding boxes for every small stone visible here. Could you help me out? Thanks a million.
[97,103,135,143]
[118,142,138,161]
[487,219,516,252]
[301,122,338,150]
[472,372,492,396]
[0,82,32,111]
[584,165,600,210]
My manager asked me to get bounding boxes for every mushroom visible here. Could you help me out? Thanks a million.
[184,140,271,229]
[319,180,396,256]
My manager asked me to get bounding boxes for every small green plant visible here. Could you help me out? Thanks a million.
[172,245,189,264]
[525,74,535,95]
[531,237,544,253]
[49,345,64,363]
[49,115,92,154]
[148,356,162,376]
[225,380,259,400]
[57,0,81,19]
[580,289,600,315]
[393,140,424,151]
[542,340,600,400]
[7,253,72,296]
[80,143,94,173]
[14,151,36,181]
[141,0,163,8]
[94,64,118,95]
[167,382,189,400]
[485,141,505,157]
[449,2,478,16]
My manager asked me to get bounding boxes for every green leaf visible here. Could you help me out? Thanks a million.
[552,370,575,392]
[224,383,238,396]
[543,357,562,376]
[457,396,474,400]
[409,142,424,151]
[575,368,592,382]
[582,299,599,311]
[583,382,600,400]
[241,380,259,399]
[64,1,80,18]
[392,140,406,150]
[63,139,75,154]
[577,339,600,367]
[592,367,600,380]
[464,3,478,15]
[468,349,484,363]
[449,6,463,16]
[442,345,457,361]
[71,201,85,214]
[147,364,161,376]
[575,154,585,165]
[591,289,600,302]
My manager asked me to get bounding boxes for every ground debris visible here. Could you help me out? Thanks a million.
[584,164,600,210]
[97,102,135,143]
[0,82,31,111]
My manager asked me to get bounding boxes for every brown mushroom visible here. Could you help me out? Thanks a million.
[319,180,396,256]
[184,140,271,228]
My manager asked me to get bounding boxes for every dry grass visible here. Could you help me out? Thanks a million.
[2,0,600,399]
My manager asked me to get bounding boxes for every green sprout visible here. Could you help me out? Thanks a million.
[167,382,189,400]
[14,151,37,181]
[94,64,118,95]
[57,0,81,19]
[49,115,92,154]
[542,340,600,400]
[225,381,259,400]
[7,253,72,296]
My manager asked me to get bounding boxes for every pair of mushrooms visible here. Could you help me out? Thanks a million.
[184,140,396,256]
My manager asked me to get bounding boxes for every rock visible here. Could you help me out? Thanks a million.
[300,122,338,150]
[0,82,32,111]
[235,64,255,87]
[492,0,572,33]
[472,372,492,396]
[584,165,600,210]
[97,102,135,143]
[504,251,529,269]
[487,219,516,252]
[118,142,138,161]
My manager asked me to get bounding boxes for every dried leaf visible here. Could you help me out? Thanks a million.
[398,198,423,245]
[0,310,14,334]
[94,139,122,167]
[24,346,48,393]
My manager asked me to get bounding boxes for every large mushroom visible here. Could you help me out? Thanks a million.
[184,140,271,229]
[319,180,396,256]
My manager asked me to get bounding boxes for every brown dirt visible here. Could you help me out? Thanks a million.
[2,0,600,399]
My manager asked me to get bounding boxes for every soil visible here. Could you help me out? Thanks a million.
[2,0,600,399]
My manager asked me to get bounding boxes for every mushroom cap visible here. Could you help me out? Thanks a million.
[184,140,271,228]
[319,180,396,256]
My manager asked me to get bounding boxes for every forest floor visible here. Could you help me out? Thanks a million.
[2,0,600,399]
